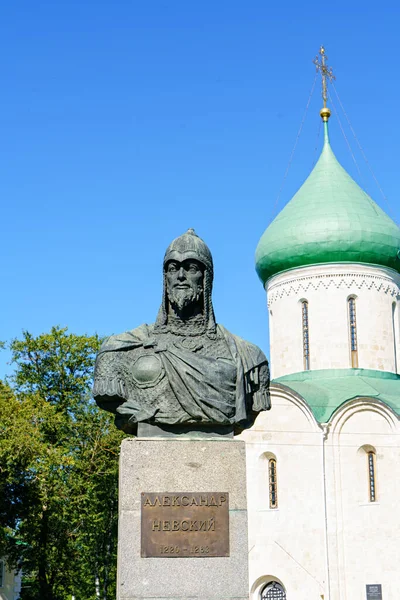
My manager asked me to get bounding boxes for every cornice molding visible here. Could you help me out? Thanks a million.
[267,271,400,306]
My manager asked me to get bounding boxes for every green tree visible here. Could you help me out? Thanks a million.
[0,327,124,600]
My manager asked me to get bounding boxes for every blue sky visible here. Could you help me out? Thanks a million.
[1,1,400,378]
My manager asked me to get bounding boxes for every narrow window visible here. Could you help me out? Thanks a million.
[261,581,286,599]
[302,300,310,370]
[368,451,377,502]
[348,297,358,367]
[269,458,278,509]
[392,302,398,373]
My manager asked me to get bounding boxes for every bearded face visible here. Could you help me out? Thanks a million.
[165,259,204,315]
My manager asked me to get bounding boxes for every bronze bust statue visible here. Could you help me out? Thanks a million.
[93,229,270,433]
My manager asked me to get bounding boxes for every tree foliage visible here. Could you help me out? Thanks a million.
[0,327,124,600]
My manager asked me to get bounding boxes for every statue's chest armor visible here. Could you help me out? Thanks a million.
[123,333,234,396]
[197,336,233,360]
[130,350,164,388]
[156,332,233,361]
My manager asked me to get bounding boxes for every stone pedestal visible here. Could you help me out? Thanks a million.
[118,437,249,600]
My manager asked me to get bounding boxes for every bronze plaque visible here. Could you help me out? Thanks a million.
[141,492,229,558]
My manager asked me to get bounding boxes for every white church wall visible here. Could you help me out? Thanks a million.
[266,264,400,379]
[238,386,327,600]
[0,560,21,600]
[327,400,399,600]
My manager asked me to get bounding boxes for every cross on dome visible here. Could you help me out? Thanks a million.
[313,45,336,122]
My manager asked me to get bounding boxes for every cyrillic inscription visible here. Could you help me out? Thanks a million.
[141,492,229,558]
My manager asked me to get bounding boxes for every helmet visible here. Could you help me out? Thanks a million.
[163,228,213,277]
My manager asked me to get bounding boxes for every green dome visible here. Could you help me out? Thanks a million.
[256,123,400,285]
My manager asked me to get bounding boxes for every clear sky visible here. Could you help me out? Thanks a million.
[1,0,400,378]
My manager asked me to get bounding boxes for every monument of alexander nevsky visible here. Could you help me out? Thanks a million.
[94,228,270,600]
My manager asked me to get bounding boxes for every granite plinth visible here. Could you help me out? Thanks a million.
[118,437,249,600]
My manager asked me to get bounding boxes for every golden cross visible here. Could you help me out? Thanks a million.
[313,46,335,108]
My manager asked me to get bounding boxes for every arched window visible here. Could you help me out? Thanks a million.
[367,450,377,502]
[268,458,278,509]
[348,297,358,368]
[261,581,286,599]
[301,300,310,370]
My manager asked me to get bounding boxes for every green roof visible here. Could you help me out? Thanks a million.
[255,122,400,285]
[273,368,400,423]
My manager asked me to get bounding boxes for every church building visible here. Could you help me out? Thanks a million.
[238,48,400,600]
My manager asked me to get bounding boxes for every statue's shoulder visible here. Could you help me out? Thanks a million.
[99,323,155,354]
[217,324,268,368]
